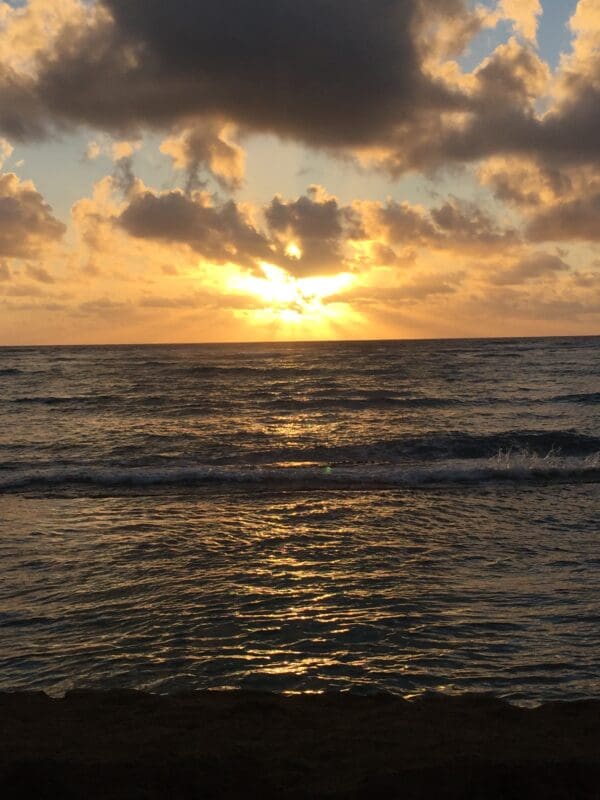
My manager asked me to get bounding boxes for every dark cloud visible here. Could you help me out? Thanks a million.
[0,0,473,151]
[0,65,47,141]
[373,41,544,173]
[100,0,465,145]
[118,185,362,276]
[1,1,598,178]
[480,160,574,208]
[536,80,600,169]
[378,197,518,253]
[114,186,520,276]
[371,39,600,175]
[267,193,343,240]
[479,156,600,243]
[527,192,600,242]
[378,202,437,244]
[431,199,519,249]
[118,190,271,266]
[265,188,359,275]
[0,172,65,258]
[112,156,137,197]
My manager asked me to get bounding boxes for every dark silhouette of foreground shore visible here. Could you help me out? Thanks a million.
[1,691,599,798]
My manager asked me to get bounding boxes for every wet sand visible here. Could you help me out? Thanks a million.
[1,691,599,798]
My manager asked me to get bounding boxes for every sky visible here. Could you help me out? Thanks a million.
[0,0,598,344]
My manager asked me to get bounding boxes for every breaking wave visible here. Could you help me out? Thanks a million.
[241,431,600,464]
[1,452,598,492]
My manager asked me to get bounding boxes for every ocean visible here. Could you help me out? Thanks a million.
[1,337,598,703]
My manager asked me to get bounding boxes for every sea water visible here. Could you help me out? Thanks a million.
[1,337,598,701]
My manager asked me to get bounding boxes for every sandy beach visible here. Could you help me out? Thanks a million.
[1,690,599,798]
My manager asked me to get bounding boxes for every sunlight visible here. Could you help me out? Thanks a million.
[229,262,356,332]
[285,242,303,260]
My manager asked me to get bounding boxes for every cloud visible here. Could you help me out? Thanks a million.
[161,121,245,191]
[77,297,132,317]
[84,140,101,161]
[339,273,464,308]
[118,189,271,266]
[473,287,600,323]
[496,0,542,43]
[371,37,553,174]
[375,201,437,245]
[479,155,600,243]
[139,290,261,311]
[111,140,140,161]
[25,263,55,283]
[363,13,600,176]
[114,184,361,277]
[85,178,521,281]
[490,252,570,285]
[0,136,12,167]
[58,163,597,343]
[365,196,519,255]
[478,156,573,208]
[3,282,46,297]
[1,0,599,183]
[264,186,360,276]
[111,155,138,197]
[526,192,600,242]
[0,171,65,257]
[0,0,478,155]
[431,198,519,250]
[573,268,600,289]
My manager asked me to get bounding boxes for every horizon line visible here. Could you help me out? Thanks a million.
[1,333,599,349]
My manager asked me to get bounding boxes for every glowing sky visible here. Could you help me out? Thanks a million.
[0,0,598,343]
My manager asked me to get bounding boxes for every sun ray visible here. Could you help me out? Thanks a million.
[228,263,358,335]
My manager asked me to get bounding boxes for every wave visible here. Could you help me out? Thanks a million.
[0,368,22,377]
[251,431,600,464]
[260,396,465,411]
[13,394,119,406]
[549,392,600,405]
[172,364,330,378]
[1,452,598,492]
[408,430,600,459]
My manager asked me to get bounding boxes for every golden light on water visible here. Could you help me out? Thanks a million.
[229,263,359,334]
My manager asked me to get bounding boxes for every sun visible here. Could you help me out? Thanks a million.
[228,262,358,334]
[285,242,303,260]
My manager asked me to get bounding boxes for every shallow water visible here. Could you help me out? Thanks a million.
[0,337,598,701]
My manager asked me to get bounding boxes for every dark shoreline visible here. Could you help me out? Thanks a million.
[1,691,599,798]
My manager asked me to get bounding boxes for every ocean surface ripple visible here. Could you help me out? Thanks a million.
[0,337,598,702]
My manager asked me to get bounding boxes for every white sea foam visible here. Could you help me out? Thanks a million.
[1,451,598,492]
